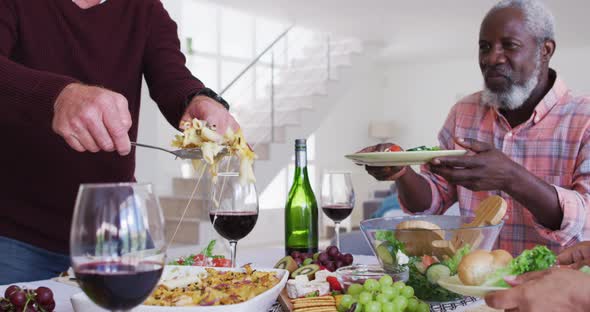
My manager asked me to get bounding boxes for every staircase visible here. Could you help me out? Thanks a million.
[161,26,365,246]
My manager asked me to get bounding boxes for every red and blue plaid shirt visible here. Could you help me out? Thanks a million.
[402,72,590,255]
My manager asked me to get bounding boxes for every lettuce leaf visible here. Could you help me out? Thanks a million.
[483,245,556,287]
[442,244,471,275]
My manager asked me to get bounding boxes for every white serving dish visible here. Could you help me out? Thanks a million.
[71,265,289,312]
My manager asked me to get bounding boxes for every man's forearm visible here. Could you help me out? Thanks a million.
[397,168,434,213]
[507,165,563,230]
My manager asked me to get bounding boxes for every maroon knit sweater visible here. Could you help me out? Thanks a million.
[0,0,205,253]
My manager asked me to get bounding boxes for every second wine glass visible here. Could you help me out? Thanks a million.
[209,172,259,267]
[321,172,355,250]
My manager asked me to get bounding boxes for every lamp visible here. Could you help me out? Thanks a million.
[368,121,396,143]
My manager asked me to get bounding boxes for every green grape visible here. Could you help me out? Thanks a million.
[355,303,364,312]
[392,281,406,292]
[365,301,382,312]
[364,279,380,292]
[337,304,348,312]
[393,296,408,311]
[340,294,355,310]
[376,293,390,304]
[417,302,430,312]
[381,302,396,312]
[379,275,394,288]
[400,286,414,298]
[348,284,364,297]
[380,285,397,299]
[359,292,373,305]
[407,298,419,312]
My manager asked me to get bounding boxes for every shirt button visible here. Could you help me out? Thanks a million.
[534,117,540,123]
[507,132,513,137]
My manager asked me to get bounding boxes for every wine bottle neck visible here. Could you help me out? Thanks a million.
[295,149,307,168]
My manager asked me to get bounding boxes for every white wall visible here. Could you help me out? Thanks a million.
[381,45,590,152]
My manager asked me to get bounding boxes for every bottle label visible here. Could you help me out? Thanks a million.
[295,150,307,167]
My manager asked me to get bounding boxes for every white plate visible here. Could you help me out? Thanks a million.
[71,266,289,312]
[437,275,508,298]
[345,150,467,166]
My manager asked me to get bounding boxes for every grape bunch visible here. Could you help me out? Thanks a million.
[0,286,55,312]
[291,246,354,272]
[338,276,430,312]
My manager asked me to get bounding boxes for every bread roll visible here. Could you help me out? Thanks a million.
[458,249,513,286]
[458,250,495,286]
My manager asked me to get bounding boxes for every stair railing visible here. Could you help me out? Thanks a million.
[213,25,335,147]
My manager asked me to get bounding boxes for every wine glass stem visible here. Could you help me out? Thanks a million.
[229,240,237,268]
[334,221,341,250]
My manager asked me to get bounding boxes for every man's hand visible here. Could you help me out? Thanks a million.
[180,95,239,134]
[357,143,406,181]
[52,83,132,155]
[428,138,517,191]
[558,241,590,268]
[485,268,590,312]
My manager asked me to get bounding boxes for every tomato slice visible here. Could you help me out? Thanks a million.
[387,145,403,152]
[212,258,232,267]
[422,255,439,268]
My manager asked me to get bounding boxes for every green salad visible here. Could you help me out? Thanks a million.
[406,245,471,302]
[406,146,442,152]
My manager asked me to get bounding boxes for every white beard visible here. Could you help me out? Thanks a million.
[481,54,541,111]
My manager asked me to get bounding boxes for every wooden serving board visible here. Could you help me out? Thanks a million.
[278,288,294,311]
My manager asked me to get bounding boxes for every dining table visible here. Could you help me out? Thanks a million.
[0,245,489,312]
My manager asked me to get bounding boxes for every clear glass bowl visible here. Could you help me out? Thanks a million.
[336,264,409,291]
[360,215,504,303]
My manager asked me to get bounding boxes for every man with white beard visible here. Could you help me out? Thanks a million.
[361,0,590,256]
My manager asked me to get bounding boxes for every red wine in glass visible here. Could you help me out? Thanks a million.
[322,204,353,222]
[210,211,258,241]
[75,261,163,311]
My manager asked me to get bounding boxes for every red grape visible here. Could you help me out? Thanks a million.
[291,251,301,259]
[335,260,344,268]
[327,246,339,258]
[4,285,20,298]
[325,261,336,272]
[343,253,353,265]
[34,287,53,306]
[41,300,55,311]
[0,300,11,311]
[9,291,26,307]
[318,252,329,263]
[294,257,302,266]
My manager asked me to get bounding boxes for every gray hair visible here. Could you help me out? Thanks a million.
[488,0,556,43]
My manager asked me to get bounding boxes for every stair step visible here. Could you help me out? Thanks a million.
[242,125,287,144]
[252,143,270,161]
[275,67,340,82]
[235,109,301,128]
[290,54,352,68]
[160,196,209,220]
[165,218,201,245]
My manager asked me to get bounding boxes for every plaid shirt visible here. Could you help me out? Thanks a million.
[402,72,590,255]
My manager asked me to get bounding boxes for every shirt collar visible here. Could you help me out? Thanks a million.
[531,69,568,124]
[490,69,568,126]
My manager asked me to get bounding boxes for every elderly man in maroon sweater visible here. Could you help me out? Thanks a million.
[0,0,240,283]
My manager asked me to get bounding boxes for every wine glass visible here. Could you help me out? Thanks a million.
[209,172,259,268]
[321,172,355,250]
[70,183,166,312]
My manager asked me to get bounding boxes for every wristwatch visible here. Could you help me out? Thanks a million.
[186,87,230,110]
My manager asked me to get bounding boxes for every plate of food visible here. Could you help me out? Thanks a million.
[70,264,289,312]
[345,145,467,166]
[438,246,557,298]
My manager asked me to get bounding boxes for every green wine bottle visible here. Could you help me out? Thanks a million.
[285,139,318,255]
